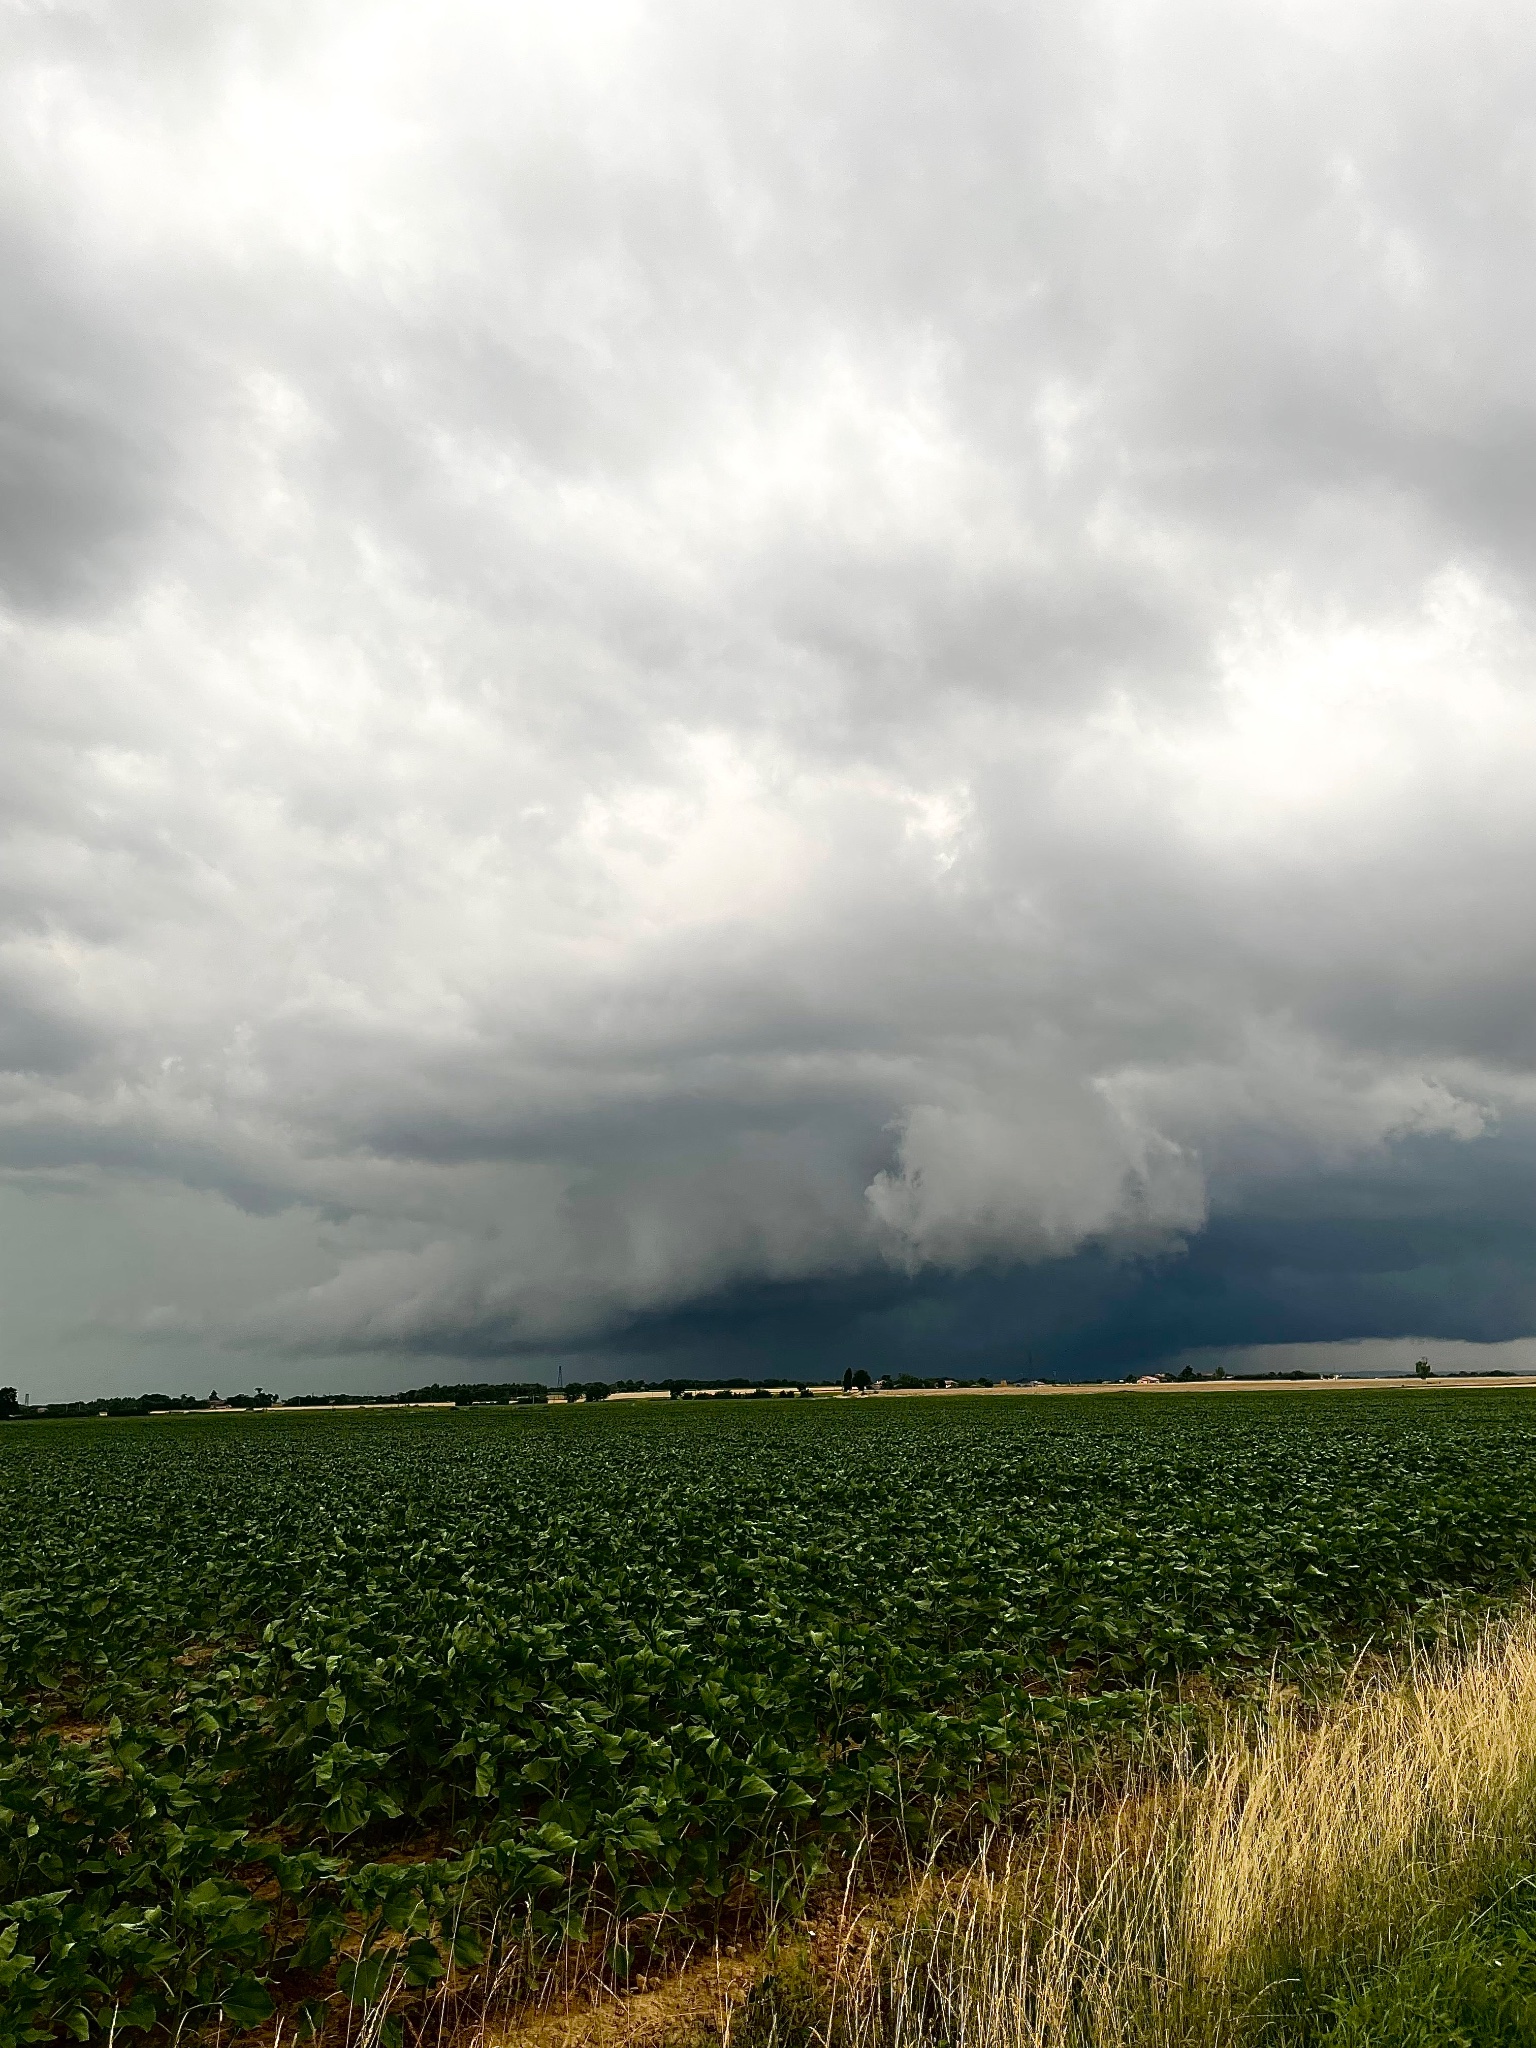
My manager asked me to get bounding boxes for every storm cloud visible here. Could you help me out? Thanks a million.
[4,0,1536,1394]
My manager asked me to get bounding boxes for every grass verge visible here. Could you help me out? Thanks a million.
[815,1604,1536,2048]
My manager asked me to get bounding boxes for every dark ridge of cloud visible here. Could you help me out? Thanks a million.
[0,1117,300,1217]
[201,1130,1536,1382]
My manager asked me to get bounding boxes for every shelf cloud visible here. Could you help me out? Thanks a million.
[5,0,1536,1393]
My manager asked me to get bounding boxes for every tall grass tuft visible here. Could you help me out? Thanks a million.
[829,1605,1536,2048]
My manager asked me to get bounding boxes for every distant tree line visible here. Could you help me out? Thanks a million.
[878,1373,1007,1389]
[0,1375,824,1418]
[7,1362,1507,1420]
[0,1387,283,1421]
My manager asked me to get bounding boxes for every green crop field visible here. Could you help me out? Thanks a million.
[7,1389,1536,2044]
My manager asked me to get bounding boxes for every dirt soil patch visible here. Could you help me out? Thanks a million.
[489,1950,761,2048]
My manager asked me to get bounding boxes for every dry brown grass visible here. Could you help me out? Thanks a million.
[826,1604,1536,2048]
[483,1949,761,2048]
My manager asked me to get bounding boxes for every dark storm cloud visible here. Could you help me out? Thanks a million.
[580,1127,1536,1383]
[3,0,1536,1394]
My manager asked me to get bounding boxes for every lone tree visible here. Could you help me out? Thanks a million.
[0,1387,17,1419]
[1414,1358,1432,1379]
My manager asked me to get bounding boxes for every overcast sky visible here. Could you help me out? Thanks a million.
[5,0,1536,1397]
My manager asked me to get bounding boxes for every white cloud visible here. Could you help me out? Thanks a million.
[867,1078,1206,1270]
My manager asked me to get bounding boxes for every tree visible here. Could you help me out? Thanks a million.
[853,1369,872,1392]
[0,1386,17,1419]
[842,1368,854,1392]
[1415,1358,1432,1379]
